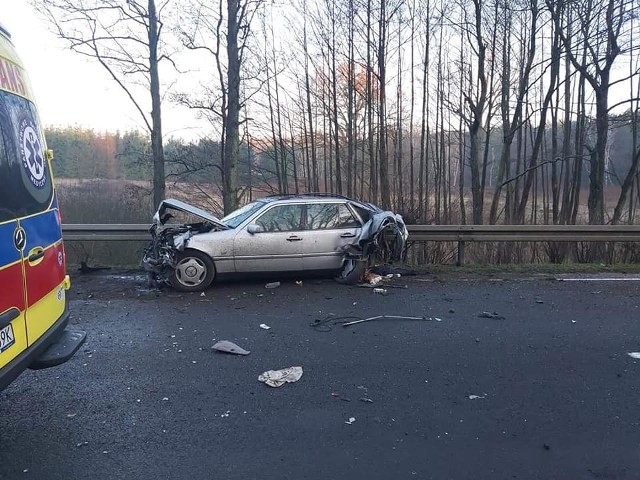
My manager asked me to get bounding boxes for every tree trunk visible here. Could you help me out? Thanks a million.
[223,0,241,214]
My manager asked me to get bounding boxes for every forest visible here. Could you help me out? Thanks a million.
[35,0,640,229]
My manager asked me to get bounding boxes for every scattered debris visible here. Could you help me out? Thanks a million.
[373,288,388,295]
[478,311,505,320]
[627,352,640,359]
[212,340,251,355]
[331,392,342,397]
[265,282,281,289]
[359,397,374,403]
[76,442,89,448]
[258,366,303,387]
[259,323,271,330]
[162,397,169,401]
[342,315,427,327]
[535,299,544,304]
[363,271,384,285]
[295,280,303,286]
[468,394,486,400]
[200,292,206,297]
[345,417,356,425]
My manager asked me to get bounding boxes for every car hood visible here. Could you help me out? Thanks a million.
[153,199,229,229]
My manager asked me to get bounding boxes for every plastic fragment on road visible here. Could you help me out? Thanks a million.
[259,323,271,330]
[212,340,251,355]
[258,366,303,387]
[200,292,206,297]
[478,311,505,320]
[627,352,640,359]
[468,394,486,400]
[345,417,356,425]
[373,288,387,295]
[360,397,374,403]
[265,282,281,289]
[295,280,303,286]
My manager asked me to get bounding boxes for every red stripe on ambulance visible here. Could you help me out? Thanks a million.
[0,263,25,312]
[24,243,65,307]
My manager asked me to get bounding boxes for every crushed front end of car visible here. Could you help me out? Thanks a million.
[141,199,227,287]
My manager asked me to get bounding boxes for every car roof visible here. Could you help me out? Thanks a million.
[261,193,356,204]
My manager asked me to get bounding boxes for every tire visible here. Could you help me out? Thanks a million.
[169,249,216,292]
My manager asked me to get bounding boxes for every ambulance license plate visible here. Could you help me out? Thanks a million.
[0,324,15,352]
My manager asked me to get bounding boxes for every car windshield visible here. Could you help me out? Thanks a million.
[221,201,265,228]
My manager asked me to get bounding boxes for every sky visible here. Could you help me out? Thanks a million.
[3,1,199,138]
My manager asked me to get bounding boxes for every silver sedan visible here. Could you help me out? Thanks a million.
[141,194,408,292]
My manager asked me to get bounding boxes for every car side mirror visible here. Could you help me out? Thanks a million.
[247,224,264,235]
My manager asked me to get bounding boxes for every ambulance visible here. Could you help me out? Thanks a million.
[0,22,85,390]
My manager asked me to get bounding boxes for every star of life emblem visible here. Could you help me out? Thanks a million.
[19,118,47,189]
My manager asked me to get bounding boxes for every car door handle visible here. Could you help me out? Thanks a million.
[28,247,45,265]
[0,308,19,329]
[287,235,303,242]
[340,232,356,238]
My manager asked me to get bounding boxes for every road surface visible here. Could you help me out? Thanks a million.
[1,271,639,479]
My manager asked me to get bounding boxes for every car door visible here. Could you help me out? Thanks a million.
[302,202,361,271]
[233,203,305,272]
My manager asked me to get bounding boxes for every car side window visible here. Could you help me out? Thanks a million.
[255,204,303,232]
[307,203,359,230]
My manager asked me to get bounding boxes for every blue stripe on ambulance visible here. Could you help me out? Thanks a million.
[20,210,61,252]
[0,221,20,266]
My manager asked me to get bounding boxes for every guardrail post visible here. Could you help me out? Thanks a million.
[457,241,465,266]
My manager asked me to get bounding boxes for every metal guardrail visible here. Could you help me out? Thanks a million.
[61,223,640,243]
[406,224,640,242]
[61,223,640,266]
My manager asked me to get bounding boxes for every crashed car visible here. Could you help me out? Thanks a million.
[141,194,408,292]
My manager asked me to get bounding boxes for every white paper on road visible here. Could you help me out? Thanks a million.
[258,366,303,387]
[627,352,640,359]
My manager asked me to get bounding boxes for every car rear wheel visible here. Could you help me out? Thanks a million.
[170,249,215,292]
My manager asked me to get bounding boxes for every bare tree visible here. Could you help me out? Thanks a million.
[34,0,172,209]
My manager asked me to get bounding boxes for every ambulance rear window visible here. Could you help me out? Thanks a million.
[0,90,53,223]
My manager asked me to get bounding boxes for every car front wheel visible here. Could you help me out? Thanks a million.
[170,249,215,292]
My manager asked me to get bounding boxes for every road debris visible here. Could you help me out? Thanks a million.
[627,352,640,359]
[295,280,303,286]
[212,340,251,355]
[265,282,281,289]
[373,288,388,295]
[342,315,427,327]
[478,311,505,320]
[360,397,374,403]
[259,323,271,330]
[468,394,486,400]
[345,417,356,425]
[363,271,383,285]
[258,366,303,387]
[200,292,206,297]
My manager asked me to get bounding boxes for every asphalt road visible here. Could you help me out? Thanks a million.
[1,271,640,479]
